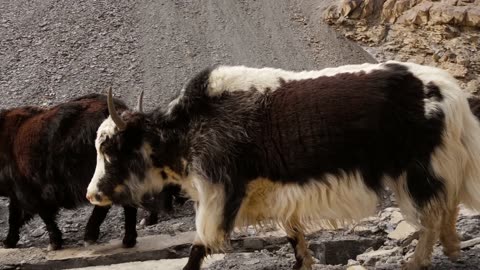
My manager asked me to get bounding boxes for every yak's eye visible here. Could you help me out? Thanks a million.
[98,143,112,163]
[99,143,108,155]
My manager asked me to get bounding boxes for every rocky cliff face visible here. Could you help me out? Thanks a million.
[324,0,480,94]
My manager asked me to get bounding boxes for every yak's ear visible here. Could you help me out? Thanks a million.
[116,121,144,152]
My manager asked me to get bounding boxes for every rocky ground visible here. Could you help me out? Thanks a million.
[2,0,480,269]
[206,201,480,270]
[0,197,195,249]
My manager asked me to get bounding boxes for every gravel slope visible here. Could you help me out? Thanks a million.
[0,0,374,109]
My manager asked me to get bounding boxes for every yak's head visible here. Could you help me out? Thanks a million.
[86,88,182,206]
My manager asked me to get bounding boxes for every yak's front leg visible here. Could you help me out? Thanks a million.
[3,197,33,248]
[403,207,441,270]
[183,235,209,270]
[38,208,63,251]
[122,206,138,248]
[183,180,241,270]
[84,205,110,245]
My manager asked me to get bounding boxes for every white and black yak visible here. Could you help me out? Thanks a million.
[86,62,480,270]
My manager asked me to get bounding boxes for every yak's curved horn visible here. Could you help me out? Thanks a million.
[136,90,144,113]
[107,87,126,130]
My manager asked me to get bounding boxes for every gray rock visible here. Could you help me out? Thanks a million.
[243,238,264,250]
[357,247,401,266]
[31,227,46,238]
[310,242,327,264]
[461,237,480,249]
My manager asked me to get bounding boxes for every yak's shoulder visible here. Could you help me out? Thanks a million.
[183,65,218,99]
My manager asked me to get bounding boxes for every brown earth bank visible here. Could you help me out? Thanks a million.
[1,0,480,269]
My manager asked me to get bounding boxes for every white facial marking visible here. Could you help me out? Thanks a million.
[86,117,117,204]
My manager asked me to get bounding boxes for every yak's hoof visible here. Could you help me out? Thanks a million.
[292,262,313,270]
[2,238,18,249]
[84,229,100,243]
[47,242,63,251]
[122,234,137,248]
[145,216,158,226]
[402,261,431,270]
[83,240,96,247]
[446,250,461,262]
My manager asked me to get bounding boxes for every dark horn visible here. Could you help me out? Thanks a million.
[107,87,126,130]
[136,90,144,113]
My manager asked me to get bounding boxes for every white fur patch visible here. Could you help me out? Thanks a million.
[86,154,107,198]
[234,171,379,236]
[396,61,480,213]
[186,171,382,251]
[94,117,117,149]
[384,174,421,227]
[388,61,457,118]
[191,175,227,251]
[207,63,383,96]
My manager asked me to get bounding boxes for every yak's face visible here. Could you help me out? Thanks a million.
[87,109,176,206]
[86,113,165,206]
[87,88,184,206]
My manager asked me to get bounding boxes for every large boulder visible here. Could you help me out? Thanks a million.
[429,4,468,25]
[466,7,480,27]
[382,0,412,23]
[397,1,434,25]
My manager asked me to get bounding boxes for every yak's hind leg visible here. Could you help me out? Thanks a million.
[285,226,314,270]
[3,197,33,248]
[394,160,447,270]
[439,204,461,261]
[403,208,441,270]
[400,169,445,269]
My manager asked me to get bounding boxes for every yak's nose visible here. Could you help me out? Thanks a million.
[86,192,112,206]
